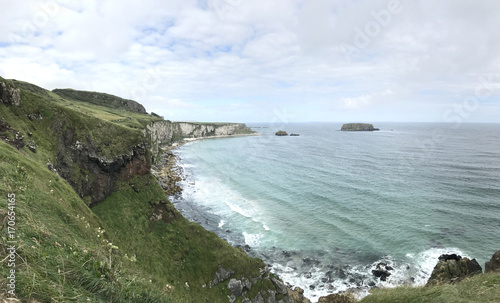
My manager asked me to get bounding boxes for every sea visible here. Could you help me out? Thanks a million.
[170,122,500,301]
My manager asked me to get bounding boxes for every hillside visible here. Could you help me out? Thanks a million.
[0,77,298,303]
[1,77,499,303]
[52,89,147,114]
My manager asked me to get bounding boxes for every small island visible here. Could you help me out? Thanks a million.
[341,123,380,131]
[275,130,288,136]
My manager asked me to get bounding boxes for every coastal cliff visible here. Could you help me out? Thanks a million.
[147,120,255,162]
[1,77,499,303]
[0,77,299,303]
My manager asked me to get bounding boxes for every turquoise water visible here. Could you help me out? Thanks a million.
[171,123,500,300]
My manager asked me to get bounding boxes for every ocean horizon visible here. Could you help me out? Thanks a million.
[170,122,500,301]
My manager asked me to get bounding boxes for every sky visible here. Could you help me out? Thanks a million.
[1,0,499,123]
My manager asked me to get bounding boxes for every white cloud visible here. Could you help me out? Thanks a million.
[0,0,499,122]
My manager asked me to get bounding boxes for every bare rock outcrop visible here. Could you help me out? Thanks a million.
[0,82,21,106]
[426,254,482,285]
[485,250,500,273]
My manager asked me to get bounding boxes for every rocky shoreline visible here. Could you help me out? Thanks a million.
[152,136,500,303]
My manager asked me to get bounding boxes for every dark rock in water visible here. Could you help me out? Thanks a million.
[340,123,379,131]
[427,254,482,285]
[372,262,393,281]
[309,284,315,290]
[485,250,500,273]
[290,133,300,136]
[275,130,288,136]
[325,270,339,282]
[439,254,461,261]
[302,257,320,266]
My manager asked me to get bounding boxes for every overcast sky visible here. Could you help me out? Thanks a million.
[1,0,499,123]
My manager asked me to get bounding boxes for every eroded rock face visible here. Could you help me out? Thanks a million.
[0,82,21,106]
[55,129,150,207]
[426,254,482,285]
[287,287,311,303]
[485,250,500,273]
[147,121,255,162]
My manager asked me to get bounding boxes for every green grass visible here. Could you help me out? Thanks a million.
[0,78,278,302]
[359,274,500,303]
[0,141,168,302]
[92,175,267,302]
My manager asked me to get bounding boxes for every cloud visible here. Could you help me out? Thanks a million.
[340,89,394,110]
[0,0,499,122]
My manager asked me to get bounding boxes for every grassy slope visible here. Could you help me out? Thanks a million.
[359,274,500,303]
[0,79,271,302]
[0,140,167,302]
[92,175,266,303]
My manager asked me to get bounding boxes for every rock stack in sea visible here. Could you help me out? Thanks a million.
[275,130,288,136]
[340,123,379,131]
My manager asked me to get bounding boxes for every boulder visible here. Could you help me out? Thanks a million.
[27,142,36,153]
[286,287,311,303]
[213,265,234,286]
[426,254,482,285]
[0,82,21,106]
[271,277,287,295]
[318,293,356,303]
[290,133,300,136]
[275,130,288,136]
[228,279,243,297]
[340,123,379,131]
[485,250,500,273]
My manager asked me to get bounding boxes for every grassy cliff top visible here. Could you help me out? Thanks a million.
[53,88,147,114]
